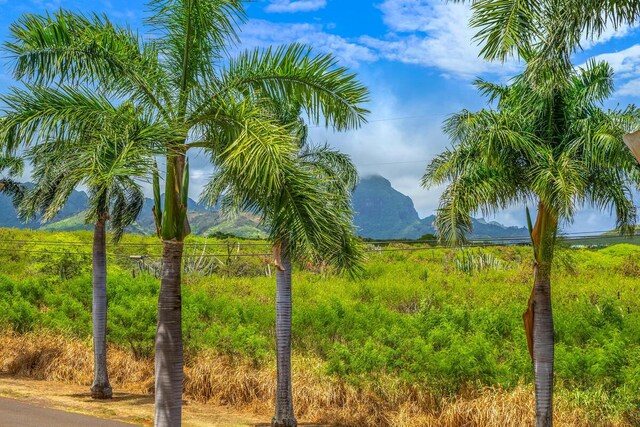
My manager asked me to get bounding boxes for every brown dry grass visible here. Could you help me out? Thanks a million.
[0,332,629,427]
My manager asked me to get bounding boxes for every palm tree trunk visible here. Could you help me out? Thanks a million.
[91,216,112,399]
[530,204,557,427]
[155,240,184,427]
[533,258,553,427]
[272,243,297,427]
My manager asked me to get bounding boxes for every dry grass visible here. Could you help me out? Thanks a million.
[0,332,630,427]
[0,332,153,392]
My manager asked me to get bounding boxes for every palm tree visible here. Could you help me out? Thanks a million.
[445,2,640,425]
[0,3,368,424]
[422,58,640,427]
[202,102,362,427]
[19,102,157,399]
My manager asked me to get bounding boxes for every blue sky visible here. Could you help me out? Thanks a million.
[1,0,640,232]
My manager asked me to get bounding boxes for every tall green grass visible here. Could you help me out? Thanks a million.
[0,228,639,420]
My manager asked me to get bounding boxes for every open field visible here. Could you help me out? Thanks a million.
[0,228,639,426]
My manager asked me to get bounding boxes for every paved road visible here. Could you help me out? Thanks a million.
[0,398,136,427]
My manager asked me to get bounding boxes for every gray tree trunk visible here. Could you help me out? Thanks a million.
[272,246,296,427]
[155,240,184,427]
[91,217,112,399]
[533,259,553,427]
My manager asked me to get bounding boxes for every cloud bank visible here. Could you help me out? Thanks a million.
[265,0,327,13]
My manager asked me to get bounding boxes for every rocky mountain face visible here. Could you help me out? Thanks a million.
[352,175,420,239]
[351,175,528,240]
[0,176,528,240]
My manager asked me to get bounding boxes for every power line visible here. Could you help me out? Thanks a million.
[359,159,432,166]
[0,229,618,248]
[365,234,640,252]
[0,247,273,257]
[309,113,447,129]
[0,239,271,247]
[0,233,633,258]
[359,230,620,245]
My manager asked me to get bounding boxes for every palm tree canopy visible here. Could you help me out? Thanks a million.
[451,0,640,72]
[19,102,159,241]
[1,7,369,137]
[422,58,640,244]
[201,101,363,276]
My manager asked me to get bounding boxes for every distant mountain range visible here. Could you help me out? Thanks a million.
[0,175,528,240]
[352,175,528,240]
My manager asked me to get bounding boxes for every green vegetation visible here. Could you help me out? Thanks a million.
[0,1,370,422]
[0,229,639,423]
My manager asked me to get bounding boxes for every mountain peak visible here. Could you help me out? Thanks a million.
[351,177,528,240]
[361,174,392,187]
[352,175,420,239]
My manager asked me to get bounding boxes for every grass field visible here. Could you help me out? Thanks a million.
[0,228,639,426]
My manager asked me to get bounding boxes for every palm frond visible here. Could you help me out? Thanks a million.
[529,148,587,221]
[109,182,145,242]
[200,107,362,274]
[427,158,526,244]
[0,84,116,151]
[470,0,542,61]
[218,44,370,131]
[0,178,25,207]
[474,78,511,104]
[0,155,24,176]
[299,143,359,191]
[588,167,637,235]
[4,10,170,117]
[571,59,615,107]
[19,102,157,230]
[147,0,245,108]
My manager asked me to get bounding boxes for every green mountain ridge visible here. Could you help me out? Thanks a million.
[0,176,528,239]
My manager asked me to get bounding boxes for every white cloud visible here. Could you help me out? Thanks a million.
[590,44,640,76]
[618,79,640,96]
[581,24,632,50]
[265,0,326,13]
[588,44,640,95]
[29,0,62,8]
[240,19,378,68]
[307,84,454,217]
[361,0,521,78]
[246,0,524,79]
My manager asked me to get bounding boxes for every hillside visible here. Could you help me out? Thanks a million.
[0,176,527,240]
[0,189,268,239]
[352,175,529,240]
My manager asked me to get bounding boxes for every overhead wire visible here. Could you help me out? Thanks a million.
[0,233,634,258]
[0,229,616,248]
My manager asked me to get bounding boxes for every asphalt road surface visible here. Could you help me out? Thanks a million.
[0,398,136,426]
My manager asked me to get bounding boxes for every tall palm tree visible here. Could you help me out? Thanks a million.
[446,2,640,425]
[19,102,157,399]
[202,102,362,427]
[0,3,368,424]
[422,58,640,427]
